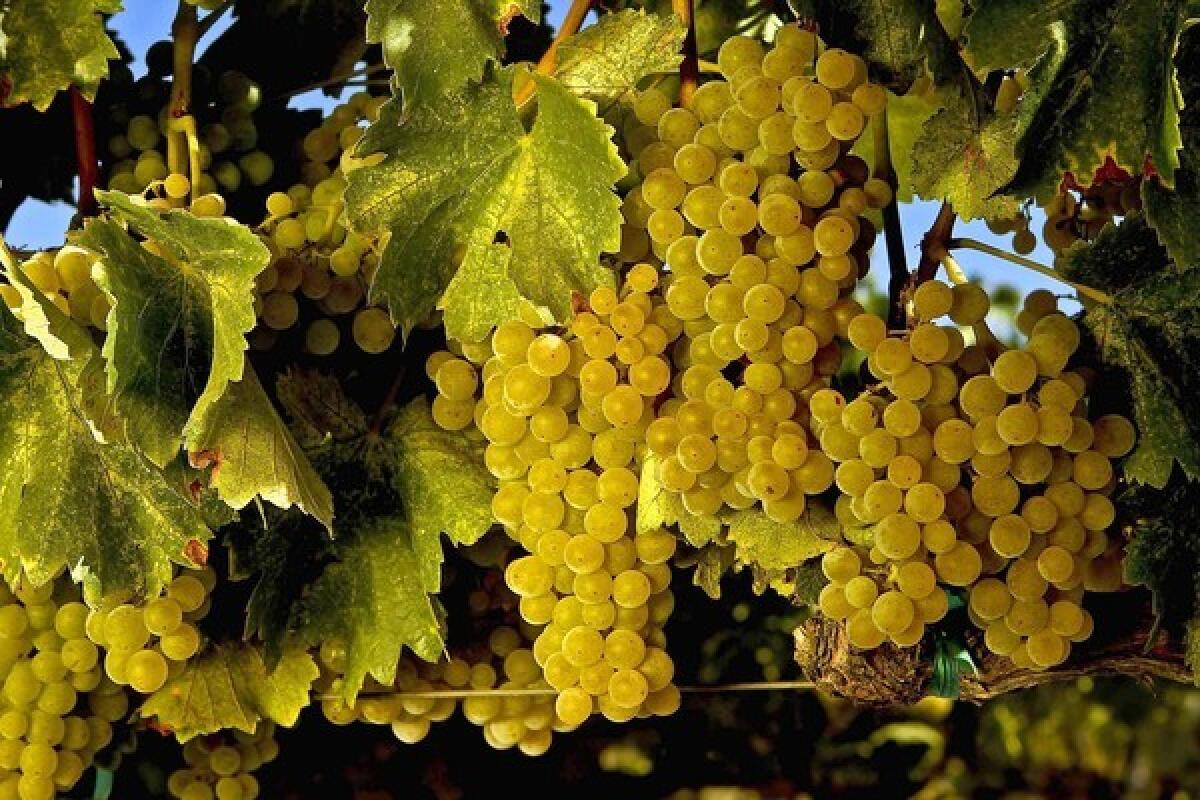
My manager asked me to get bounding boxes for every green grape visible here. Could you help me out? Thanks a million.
[815,48,857,89]
[826,102,865,141]
[160,623,201,661]
[351,308,396,354]
[126,649,169,693]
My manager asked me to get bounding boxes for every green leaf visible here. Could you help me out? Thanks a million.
[724,506,838,570]
[183,362,334,530]
[1060,215,1200,487]
[964,0,1069,69]
[386,398,495,592]
[229,510,334,661]
[0,301,212,601]
[83,193,269,466]
[346,67,623,339]
[1143,21,1200,269]
[1123,480,1200,627]
[554,10,685,111]
[636,453,721,548]
[1079,274,1200,487]
[140,641,318,740]
[275,367,370,448]
[293,514,444,701]
[438,243,525,343]
[690,545,734,600]
[0,0,121,110]
[910,92,1021,220]
[269,385,493,701]
[364,0,539,106]
[995,0,1188,196]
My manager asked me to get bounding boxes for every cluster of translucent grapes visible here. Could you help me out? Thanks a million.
[166,722,277,800]
[0,247,111,332]
[249,92,395,358]
[0,573,130,799]
[105,69,273,204]
[1039,176,1143,256]
[427,276,682,728]
[615,27,890,522]
[316,578,568,757]
[85,568,213,695]
[813,281,1135,668]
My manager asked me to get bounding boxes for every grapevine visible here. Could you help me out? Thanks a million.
[0,0,1197,795]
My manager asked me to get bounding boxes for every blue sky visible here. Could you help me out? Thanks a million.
[6,0,1063,304]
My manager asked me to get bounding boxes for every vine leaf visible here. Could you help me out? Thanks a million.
[438,243,525,345]
[1123,481,1200,646]
[364,0,540,107]
[724,507,838,571]
[852,88,940,203]
[1062,216,1200,488]
[0,0,121,110]
[0,274,212,603]
[228,510,334,663]
[910,92,1021,220]
[554,10,685,111]
[83,192,268,467]
[977,0,1189,197]
[387,398,496,592]
[183,361,334,531]
[140,642,318,741]
[346,67,623,340]
[273,379,494,700]
[1143,21,1200,269]
[292,514,445,701]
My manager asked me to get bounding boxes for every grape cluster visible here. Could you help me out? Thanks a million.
[813,281,1134,667]
[428,272,682,727]
[166,722,277,800]
[614,28,889,522]
[248,92,395,357]
[104,69,272,205]
[1040,175,1143,256]
[0,247,111,332]
[0,574,128,799]
[85,568,213,695]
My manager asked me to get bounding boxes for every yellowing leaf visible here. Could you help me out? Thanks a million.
[0,293,211,602]
[0,0,121,110]
[724,507,838,571]
[555,10,685,112]
[346,67,623,339]
[140,641,318,740]
[83,193,268,467]
[183,361,333,530]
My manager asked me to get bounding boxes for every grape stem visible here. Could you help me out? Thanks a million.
[672,0,700,108]
[369,365,408,436]
[69,87,99,219]
[514,0,593,107]
[915,201,957,285]
[871,108,909,331]
[948,237,1114,305]
[941,251,1006,357]
[167,2,200,181]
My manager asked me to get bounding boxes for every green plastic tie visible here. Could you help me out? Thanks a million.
[929,629,979,698]
[93,767,114,800]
